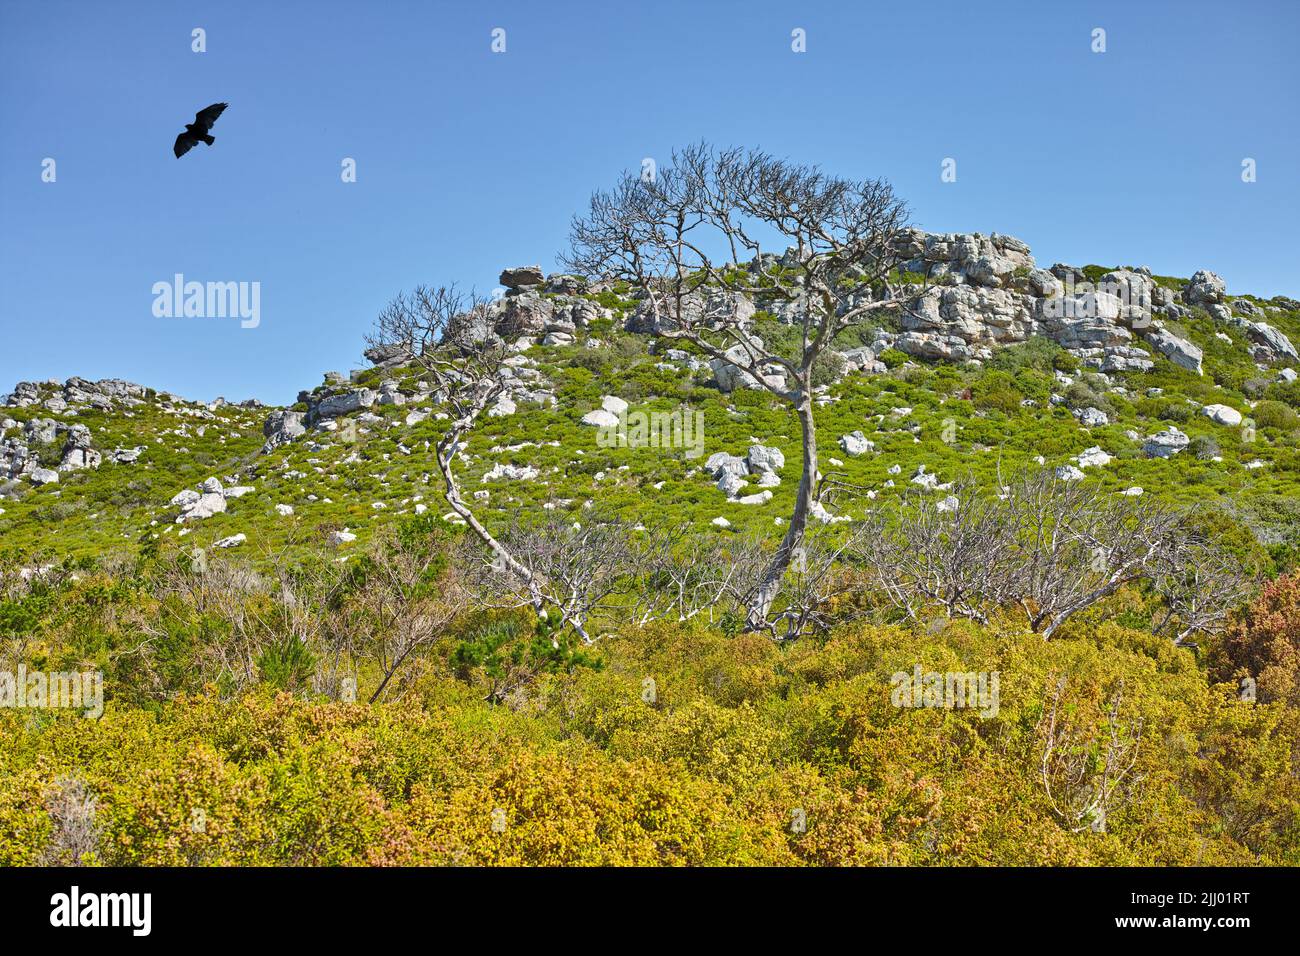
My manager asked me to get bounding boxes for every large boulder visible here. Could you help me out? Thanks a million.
[1237,320,1298,360]
[493,291,556,337]
[262,410,306,453]
[499,265,545,289]
[838,431,874,456]
[705,452,749,481]
[1143,426,1191,458]
[710,339,786,392]
[315,389,376,419]
[362,342,412,370]
[1144,328,1203,375]
[746,444,785,475]
[1184,270,1226,306]
[581,409,620,428]
[24,418,57,444]
[1202,404,1243,427]
[1101,346,1155,373]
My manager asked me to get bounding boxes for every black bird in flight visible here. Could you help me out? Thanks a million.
[173,103,228,158]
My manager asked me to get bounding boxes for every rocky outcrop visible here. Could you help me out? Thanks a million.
[57,424,101,472]
[262,410,306,453]
[1,418,102,479]
[627,289,756,336]
[1183,270,1226,306]
[891,229,1035,287]
[6,377,148,412]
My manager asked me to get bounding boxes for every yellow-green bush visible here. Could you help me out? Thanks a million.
[2,614,1298,866]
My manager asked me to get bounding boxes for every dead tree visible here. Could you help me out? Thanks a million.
[852,484,1018,625]
[754,526,871,641]
[565,143,924,632]
[348,525,463,703]
[459,511,642,644]
[1152,540,1252,647]
[367,285,547,616]
[629,525,750,626]
[1000,471,1188,639]
[845,470,1240,642]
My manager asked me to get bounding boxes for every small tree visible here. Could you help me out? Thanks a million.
[367,285,549,618]
[853,483,1019,625]
[460,511,641,644]
[565,143,923,632]
[1001,471,1188,639]
[1037,677,1143,834]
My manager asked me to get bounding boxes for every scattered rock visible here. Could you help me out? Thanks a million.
[1075,446,1113,468]
[1143,426,1191,458]
[838,431,874,456]
[1202,404,1243,427]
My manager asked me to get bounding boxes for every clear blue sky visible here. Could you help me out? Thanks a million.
[2,0,1297,404]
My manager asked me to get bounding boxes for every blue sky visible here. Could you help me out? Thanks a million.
[1,0,1297,404]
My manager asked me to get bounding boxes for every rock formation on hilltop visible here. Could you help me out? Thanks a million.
[249,229,1300,461]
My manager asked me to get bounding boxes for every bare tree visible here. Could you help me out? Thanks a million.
[852,483,1018,625]
[1152,540,1252,647]
[1001,471,1188,639]
[367,285,548,617]
[753,526,872,640]
[629,525,751,626]
[565,143,924,632]
[39,776,100,865]
[344,525,463,703]
[460,510,642,644]
[844,470,1243,642]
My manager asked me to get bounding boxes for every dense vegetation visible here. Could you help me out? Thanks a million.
[3,265,1300,867]
[3,557,1298,865]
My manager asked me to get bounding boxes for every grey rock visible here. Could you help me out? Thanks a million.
[499,265,545,289]
[1144,328,1203,374]
[746,444,785,475]
[1184,270,1226,306]
[315,389,376,418]
[1143,426,1191,458]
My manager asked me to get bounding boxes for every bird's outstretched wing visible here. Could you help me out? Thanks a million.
[194,102,228,131]
[173,133,198,158]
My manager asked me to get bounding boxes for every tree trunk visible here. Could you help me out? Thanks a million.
[436,427,545,614]
[747,390,817,632]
